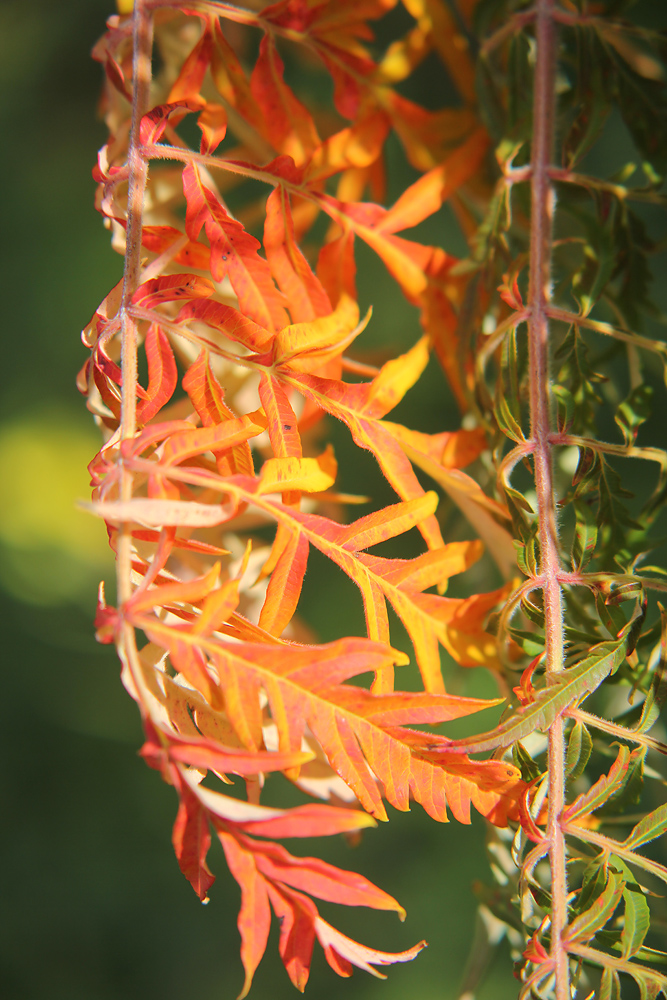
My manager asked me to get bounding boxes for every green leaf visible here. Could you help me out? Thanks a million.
[621,879,651,959]
[494,382,525,444]
[520,592,545,628]
[633,969,667,1000]
[615,384,653,447]
[600,966,622,1000]
[507,626,545,657]
[553,384,574,433]
[565,719,593,780]
[578,857,608,914]
[596,589,628,639]
[623,596,649,657]
[512,741,542,781]
[507,30,533,135]
[570,207,616,317]
[605,33,667,177]
[504,486,533,543]
[636,605,667,733]
[597,456,640,564]
[562,744,631,825]
[554,324,604,436]
[448,638,628,754]
[563,40,612,168]
[629,946,667,967]
[503,484,533,515]
[600,747,646,815]
[600,856,651,962]
[609,204,656,329]
[572,499,599,570]
[564,869,625,944]
[515,534,540,577]
[572,447,601,502]
[595,930,667,966]
[475,54,508,145]
[625,802,667,850]
[472,176,511,260]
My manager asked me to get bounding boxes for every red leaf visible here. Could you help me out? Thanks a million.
[167,732,314,777]
[137,325,178,423]
[171,776,215,901]
[131,272,215,309]
[266,885,317,991]
[244,834,405,913]
[218,831,272,999]
[177,297,274,353]
[139,99,204,147]
[314,917,427,979]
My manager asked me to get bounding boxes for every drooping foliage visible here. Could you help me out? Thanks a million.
[80,0,667,996]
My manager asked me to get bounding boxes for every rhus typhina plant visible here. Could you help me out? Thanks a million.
[454,1,667,998]
[79,0,667,997]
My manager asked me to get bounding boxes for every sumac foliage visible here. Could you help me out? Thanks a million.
[80,0,667,996]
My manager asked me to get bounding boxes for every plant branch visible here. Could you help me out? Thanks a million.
[527,1,569,995]
[118,0,153,598]
[116,1,155,714]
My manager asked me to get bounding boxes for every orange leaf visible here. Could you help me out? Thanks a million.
[274,293,366,374]
[315,916,426,979]
[258,524,309,636]
[182,350,255,476]
[139,98,204,146]
[159,410,266,467]
[377,128,489,234]
[388,421,516,578]
[177,297,275,352]
[133,616,511,821]
[210,17,265,132]
[264,186,333,322]
[258,374,302,459]
[171,777,215,901]
[131,272,215,309]
[165,732,314,776]
[305,110,391,183]
[281,336,444,549]
[136,324,178,423]
[197,101,228,154]
[219,831,272,999]
[141,225,211,270]
[250,35,320,165]
[182,162,288,330]
[167,24,212,102]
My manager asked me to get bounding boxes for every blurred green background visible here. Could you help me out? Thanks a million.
[1,2,665,999]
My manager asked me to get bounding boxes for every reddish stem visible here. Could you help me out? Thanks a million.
[526,0,569,995]
[118,0,153,605]
[115,1,156,714]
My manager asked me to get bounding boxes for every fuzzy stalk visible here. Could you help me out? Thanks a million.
[526,0,569,995]
[117,0,153,606]
[116,1,155,714]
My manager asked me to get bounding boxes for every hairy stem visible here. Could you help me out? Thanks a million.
[118,0,153,606]
[116,2,155,712]
[527,1,569,995]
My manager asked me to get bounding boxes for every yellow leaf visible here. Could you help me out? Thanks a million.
[258,457,336,495]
